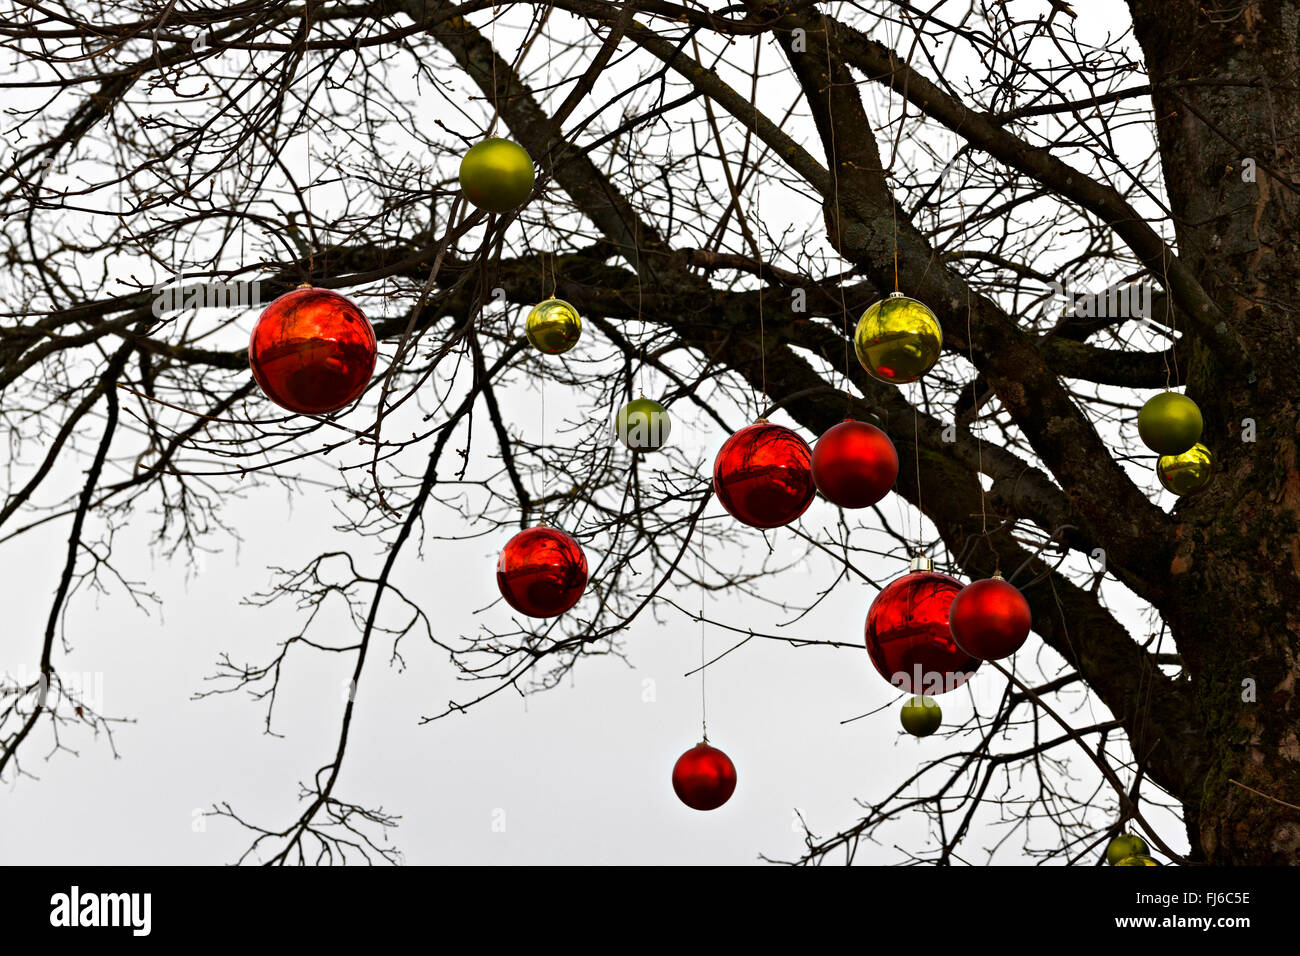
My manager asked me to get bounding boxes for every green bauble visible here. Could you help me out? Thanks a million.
[1157,442,1213,496]
[616,397,672,451]
[1137,392,1203,455]
[854,293,943,384]
[1116,854,1161,867]
[525,298,582,355]
[1106,833,1149,866]
[458,138,535,213]
[899,695,942,737]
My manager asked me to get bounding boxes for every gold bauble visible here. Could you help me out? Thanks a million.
[854,293,943,384]
[458,138,535,213]
[1157,442,1213,496]
[525,298,582,355]
[1116,854,1161,867]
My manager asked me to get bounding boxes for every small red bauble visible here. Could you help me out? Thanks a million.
[671,741,737,811]
[496,525,589,618]
[811,418,899,508]
[949,574,1032,661]
[249,287,377,414]
[712,421,816,529]
[865,561,980,695]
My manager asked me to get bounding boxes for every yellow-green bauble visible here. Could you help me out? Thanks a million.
[525,298,582,355]
[899,695,942,737]
[1116,854,1160,867]
[1137,392,1203,455]
[1106,833,1149,866]
[854,293,943,384]
[616,397,671,451]
[1157,442,1213,496]
[458,138,535,213]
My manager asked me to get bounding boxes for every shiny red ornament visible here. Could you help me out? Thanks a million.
[496,525,588,618]
[671,741,737,811]
[249,287,377,414]
[712,421,816,529]
[811,418,899,509]
[864,562,980,695]
[949,575,1032,661]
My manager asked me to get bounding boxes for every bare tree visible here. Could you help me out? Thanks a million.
[1,0,1296,865]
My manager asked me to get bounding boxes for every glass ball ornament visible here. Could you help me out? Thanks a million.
[248,286,377,415]
[811,418,898,509]
[854,293,943,384]
[1106,833,1149,866]
[949,573,1032,661]
[1137,392,1203,456]
[615,396,671,452]
[899,695,942,738]
[458,137,535,213]
[525,298,582,355]
[1116,854,1161,867]
[712,420,816,529]
[671,741,737,811]
[864,557,981,695]
[495,525,588,618]
[1157,442,1213,496]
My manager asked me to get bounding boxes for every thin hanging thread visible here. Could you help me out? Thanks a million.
[303,3,314,279]
[958,192,991,566]
[822,25,852,406]
[698,540,709,743]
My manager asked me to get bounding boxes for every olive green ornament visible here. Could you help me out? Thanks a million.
[458,138,535,213]
[1157,442,1213,496]
[525,298,582,355]
[1137,392,1203,456]
[1106,833,1149,866]
[616,396,672,451]
[899,695,942,738]
[854,293,943,384]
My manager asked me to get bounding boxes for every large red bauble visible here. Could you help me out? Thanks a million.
[949,576,1032,661]
[496,525,588,618]
[865,569,980,695]
[712,421,816,529]
[249,287,378,414]
[671,742,737,811]
[811,418,899,509]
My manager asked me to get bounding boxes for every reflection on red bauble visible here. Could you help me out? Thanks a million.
[811,418,898,509]
[248,287,377,414]
[949,575,1032,661]
[496,525,588,618]
[865,563,980,695]
[671,741,737,811]
[713,421,815,529]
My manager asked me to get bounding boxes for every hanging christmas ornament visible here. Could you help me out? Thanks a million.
[525,298,582,355]
[248,286,377,415]
[1157,442,1213,496]
[899,695,942,738]
[712,420,816,529]
[1105,833,1149,866]
[811,418,898,508]
[865,556,981,695]
[615,396,671,452]
[1137,392,1203,456]
[1115,854,1160,867]
[949,573,1032,661]
[671,741,737,811]
[495,525,588,618]
[458,137,535,213]
[854,292,943,384]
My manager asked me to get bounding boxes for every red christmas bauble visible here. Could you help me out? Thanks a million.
[949,575,1032,661]
[811,418,899,509]
[865,566,980,695]
[496,525,588,618]
[249,287,377,414]
[671,741,737,811]
[712,421,816,529]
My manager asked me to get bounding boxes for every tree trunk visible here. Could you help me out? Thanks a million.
[1130,0,1300,863]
